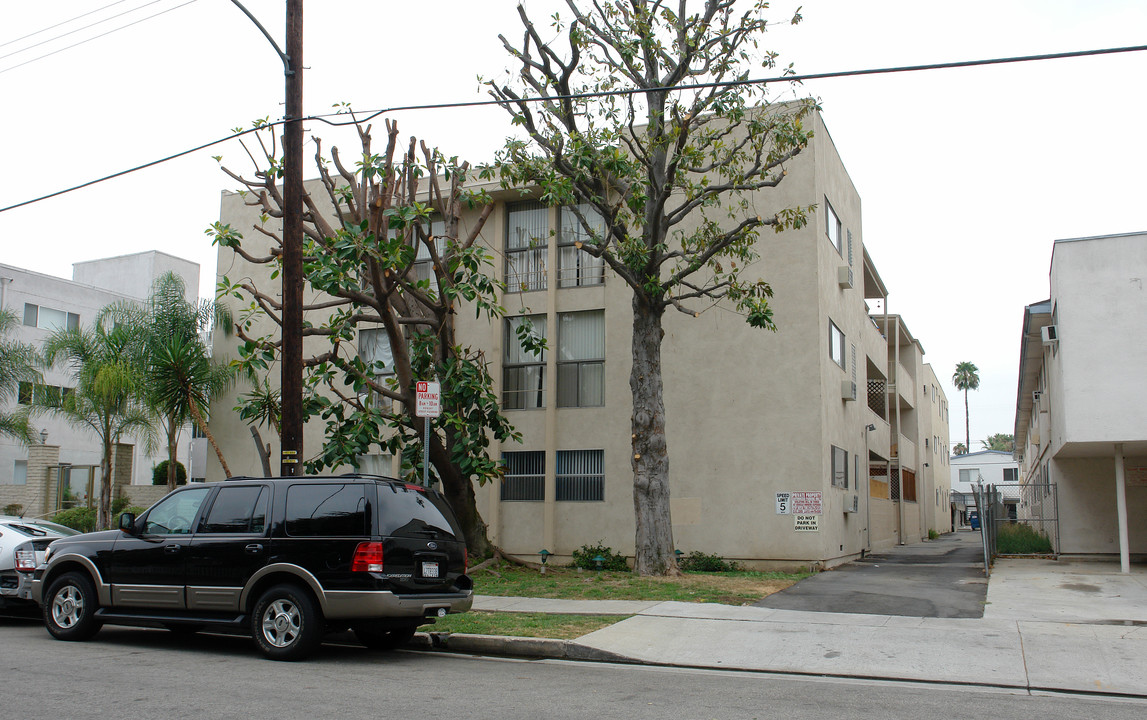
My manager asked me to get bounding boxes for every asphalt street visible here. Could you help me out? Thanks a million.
[2,619,1144,720]
[755,531,987,617]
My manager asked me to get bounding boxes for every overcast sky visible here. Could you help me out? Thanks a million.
[2,1,1145,451]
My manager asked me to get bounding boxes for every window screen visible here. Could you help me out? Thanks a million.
[501,451,544,501]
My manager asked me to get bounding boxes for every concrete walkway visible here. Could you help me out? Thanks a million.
[419,548,1147,698]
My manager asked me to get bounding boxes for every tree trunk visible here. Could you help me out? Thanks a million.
[99,440,113,530]
[964,389,970,453]
[427,416,493,559]
[189,397,232,478]
[167,422,179,490]
[250,426,273,477]
[629,298,680,576]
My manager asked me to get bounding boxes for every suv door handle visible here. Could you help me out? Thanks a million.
[164,544,182,554]
[245,544,264,554]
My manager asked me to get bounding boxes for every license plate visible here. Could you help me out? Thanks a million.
[421,561,439,578]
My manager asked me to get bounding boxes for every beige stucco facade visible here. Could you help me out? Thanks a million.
[1014,232,1147,569]
[209,110,948,567]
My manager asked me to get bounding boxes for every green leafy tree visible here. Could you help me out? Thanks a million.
[486,1,814,574]
[101,272,235,487]
[953,443,968,456]
[209,117,533,557]
[0,308,42,445]
[952,361,980,455]
[41,324,154,529]
[981,433,1014,452]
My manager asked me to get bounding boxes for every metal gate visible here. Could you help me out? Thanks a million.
[973,482,1059,575]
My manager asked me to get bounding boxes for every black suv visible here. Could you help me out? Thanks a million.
[31,475,472,660]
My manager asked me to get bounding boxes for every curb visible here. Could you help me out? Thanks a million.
[409,631,636,664]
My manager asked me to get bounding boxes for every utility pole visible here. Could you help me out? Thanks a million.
[280,0,304,476]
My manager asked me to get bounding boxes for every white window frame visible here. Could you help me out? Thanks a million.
[829,320,846,370]
[825,197,843,255]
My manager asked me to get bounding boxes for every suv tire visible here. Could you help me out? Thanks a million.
[44,572,101,641]
[353,622,418,650]
[252,584,322,661]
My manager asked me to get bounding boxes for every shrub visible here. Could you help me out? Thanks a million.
[571,542,629,571]
[152,460,187,486]
[52,507,97,533]
[3,503,24,516]
[928,529,939,540]
[677,551,743,573]
[996,522,1054,554]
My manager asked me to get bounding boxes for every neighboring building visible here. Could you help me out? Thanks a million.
[949,449,1020,525]
[1014,232,1147,568]
[209,109,950,568]
[0,252,203,514]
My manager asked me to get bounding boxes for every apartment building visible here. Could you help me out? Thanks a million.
[0,252,203,514]
[209,109,949,567]
[1015,232,1147,570]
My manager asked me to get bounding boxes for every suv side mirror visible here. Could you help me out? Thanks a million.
[118,512,138,535]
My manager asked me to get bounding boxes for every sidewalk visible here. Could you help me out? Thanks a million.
[416,557,1147,698]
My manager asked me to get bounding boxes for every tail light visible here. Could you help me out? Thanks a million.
[351,542,384,573]
[14,549,37,573]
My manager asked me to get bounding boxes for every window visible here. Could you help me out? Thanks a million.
[501,451,544,501]
[201,486,268,534]
[17,382,73,407]
[829,320,846,369]
[412,217,447,289]
[1003,467,1019,483]
[557,310,604,407]
[824,198,842,255]
[831,445,848,488]
[143,487,211,535]
[958,468,979,485]
[12,460,27,486]
[506,200,549,292]
[558,204,606,287]
[503,315,546,409]
[358,327,395,376]
[285,484,367,537]
[23,304,79,332]
[556,449,604,501]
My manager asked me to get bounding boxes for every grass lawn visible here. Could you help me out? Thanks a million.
[430,562,810,639]
[469,561,810,606]
[431,611,627,639]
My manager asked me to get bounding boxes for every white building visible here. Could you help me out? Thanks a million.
[949,449,1019,524]
[1014,231,1147,569]
[0,252,203,512]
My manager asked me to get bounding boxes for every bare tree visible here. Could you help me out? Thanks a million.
[487,1,815,574]
[210,116,525,557]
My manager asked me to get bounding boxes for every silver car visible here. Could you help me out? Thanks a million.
[0,516,78,610]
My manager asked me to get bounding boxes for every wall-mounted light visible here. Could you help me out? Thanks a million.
[865,424,876,432]
[40,429,48,444]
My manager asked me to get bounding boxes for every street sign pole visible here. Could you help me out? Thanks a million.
[415,381,441,487]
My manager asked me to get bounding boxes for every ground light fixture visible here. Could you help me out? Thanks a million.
[593,555,605,571]
[538,549,551,574]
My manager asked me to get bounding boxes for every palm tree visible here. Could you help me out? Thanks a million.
[952,361,980,455]
[101,272,234,486]
[42,323,154,529]
[0,308,42,445]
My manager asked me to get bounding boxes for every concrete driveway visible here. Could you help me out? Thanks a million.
[755,531,988,618]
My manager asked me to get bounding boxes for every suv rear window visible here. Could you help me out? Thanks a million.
[285,484,368,537]
[377,484,462,539]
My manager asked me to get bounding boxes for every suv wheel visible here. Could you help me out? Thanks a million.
[353,623,418,650]
[252,584,322,661]
[44,572,102,641]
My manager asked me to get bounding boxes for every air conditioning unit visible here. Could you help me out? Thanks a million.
[1030,429,1040,445]
[1033,390,1048,413]
[1040,324,1058,346]
[841,380,857,401]
[844,494,859,513]
[837,265,853,289]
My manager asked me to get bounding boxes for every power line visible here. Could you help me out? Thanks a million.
[2,42,1145,214]
[0,0,134,49]
[0,0,199,75]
